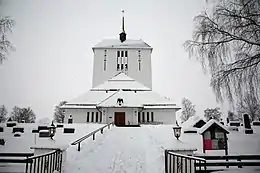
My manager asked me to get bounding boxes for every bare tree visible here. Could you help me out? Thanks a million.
[0,16,14,64]
[204,107,222,121]
[53,101,67,123]
[0,104,7,122]
[237,92,260,121]
[181,98,196,123]
[184,0,260,103]
[10,106,36,123]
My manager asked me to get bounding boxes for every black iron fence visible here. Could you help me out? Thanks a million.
[0,149,63,173]
[165,150,207,173]
[195,154,260,169]
[71,121,114,151]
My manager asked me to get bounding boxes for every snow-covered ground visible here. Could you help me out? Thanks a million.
[64,125,260,173]
[1,123,260,173]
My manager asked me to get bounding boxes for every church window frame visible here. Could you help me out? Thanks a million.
[138,50,141,71]
[104,50,107,71]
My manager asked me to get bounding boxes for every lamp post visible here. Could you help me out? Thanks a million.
[173,126,182,140]
[49,121,56,140]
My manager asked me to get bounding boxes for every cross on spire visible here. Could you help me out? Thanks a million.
[119,9,127,42]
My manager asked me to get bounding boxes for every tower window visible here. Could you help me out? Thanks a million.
[117,50,128,71]
[104,50,107,71]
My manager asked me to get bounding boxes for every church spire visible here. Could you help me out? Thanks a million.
[119,9,127,42]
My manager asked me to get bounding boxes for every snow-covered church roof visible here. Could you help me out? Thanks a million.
[93,39,152,49]
[91,72,151,91]
[62,72,180,109]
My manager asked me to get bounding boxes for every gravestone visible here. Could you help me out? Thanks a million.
[32,129,39,133]
[220,119,224,125]
[0,127,3,132]
[226,118,230,125]
[57,124,64,128]
[243,114,253,134]
[63,128,75,133]
[229,121,240,127]
[6,121,17,127]
[13,132,21,137]
[252,121,260,126]
[38,126,48,131]
[12,127,24,133]
[0,139,5,145]
[39,130,50,138]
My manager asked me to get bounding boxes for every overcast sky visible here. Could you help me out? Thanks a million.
[0,0,230,121]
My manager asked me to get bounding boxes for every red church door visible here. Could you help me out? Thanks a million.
[114,112,125,126]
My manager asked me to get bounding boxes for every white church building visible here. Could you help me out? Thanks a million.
[61,12,181,126]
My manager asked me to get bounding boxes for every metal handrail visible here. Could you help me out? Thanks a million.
[0,153,34,157]
[165,150,207,173]
[0,149,63,173]
[71,122,114,151]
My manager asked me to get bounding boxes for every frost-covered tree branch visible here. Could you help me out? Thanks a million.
[184,0,260,103]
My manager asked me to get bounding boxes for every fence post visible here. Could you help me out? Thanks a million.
[101,128,103,134]
[78,143,81,151]
[25,161,29,173]
[237,157,242,168]
[93,134,95,140]
[165,150,168,173]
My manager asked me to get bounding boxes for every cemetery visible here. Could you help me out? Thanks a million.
[0,115,260,173]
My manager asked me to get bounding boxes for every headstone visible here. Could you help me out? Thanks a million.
[229,121,240,127]
[252,121,260,126]
[57,124,64,128]
[0,139,5,145]
[226,118,230,124]
[38,126,48,131]
[63,128,75,133]
[12,127,24,133]
[39,130,50,138]
[13,132,22,137]
[6,121,17,127]
[243,114,253,134]
[0,127,3,132]
[32,129,39,133]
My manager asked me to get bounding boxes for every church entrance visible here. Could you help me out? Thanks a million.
[114,112,125,126]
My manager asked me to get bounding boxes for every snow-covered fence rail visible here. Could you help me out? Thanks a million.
[195,154,260,169]
[71,121,114,151]
[0,149,63,173]
[165,150,206,173]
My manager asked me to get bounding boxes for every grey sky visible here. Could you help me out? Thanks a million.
[0,0,229,121]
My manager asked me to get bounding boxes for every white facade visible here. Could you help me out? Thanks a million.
[92,40,153,89]
[61,17,181,125]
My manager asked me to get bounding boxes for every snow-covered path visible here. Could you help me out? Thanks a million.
[64,126,166,173]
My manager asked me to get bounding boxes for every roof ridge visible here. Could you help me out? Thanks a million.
[96,90,120,106]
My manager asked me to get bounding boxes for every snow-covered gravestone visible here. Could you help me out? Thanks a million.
[226,117,230,125]
[243,114,253,134]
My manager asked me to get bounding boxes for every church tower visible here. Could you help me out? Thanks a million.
[92,11,153,89]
